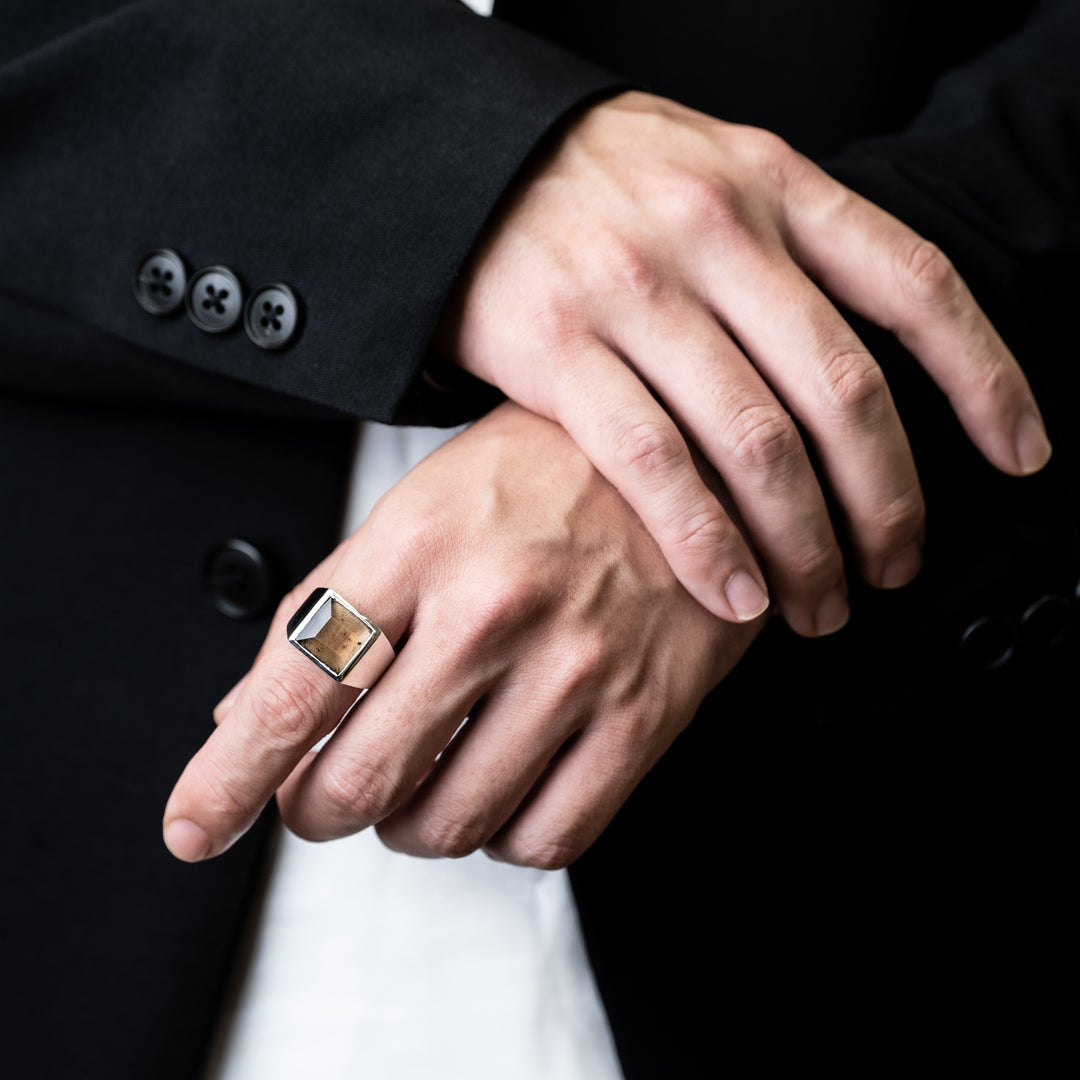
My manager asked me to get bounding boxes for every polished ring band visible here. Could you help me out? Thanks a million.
[286,587,395,690]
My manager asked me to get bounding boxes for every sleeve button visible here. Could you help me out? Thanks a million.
[244,282,301,350]
[133,248,187,316]
[1020,594,1072,651]
[959,616,1018,672]
[186,265,244,333]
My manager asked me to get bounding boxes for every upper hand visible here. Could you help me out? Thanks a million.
[438,90,1051,637]
[162,403,762,868]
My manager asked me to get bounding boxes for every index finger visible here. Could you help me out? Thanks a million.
[785,161,1051,476]
[162,564,411,862]
[162,644,358,861]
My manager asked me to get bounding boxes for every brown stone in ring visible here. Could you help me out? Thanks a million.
[287,587,395,689]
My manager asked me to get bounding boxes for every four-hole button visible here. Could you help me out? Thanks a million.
[245,282,300,350]
[133,248,187,316]
[185,265,244,334]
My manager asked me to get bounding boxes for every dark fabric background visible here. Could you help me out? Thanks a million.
[1,1,1078,1075]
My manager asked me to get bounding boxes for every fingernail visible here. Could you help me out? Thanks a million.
[725,569,770,621]
[879,543,922,590]
[814,586,850,636]
[214,673,249,723]
[164,818,211,862]
[1015,411,1052,475]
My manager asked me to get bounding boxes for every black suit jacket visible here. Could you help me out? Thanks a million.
[2,1,1079,1076]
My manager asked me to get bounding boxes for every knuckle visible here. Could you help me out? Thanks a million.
[503,830,583,871]
[898,239,964,311]
[376,504,443,587]
[248,668,327,750]
[416,808,488,860]
[818,348,889,420]
[529,296,587,359]
[725,404,803,472]
[542,634,614,709]
[386,503,435,561]
[604,235,665,302]
[457,572,541,645]
[740,125,797,179]
[786,539,844,586]
[667,503,733,563]
[562,632,610,687]
[678,174,752,244]
[673,171,729,217]
[868,484,926,551]
[594,704,663,763]
[319,754,405,825]
[611,419,688,483]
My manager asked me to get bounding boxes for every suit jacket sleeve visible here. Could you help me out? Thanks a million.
[0,0,623,423]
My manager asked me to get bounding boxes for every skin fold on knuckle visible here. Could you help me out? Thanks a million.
[455,568,547,649]
[663,126,797,249]
[748,128,802,191]
[781,538,844,592]
[724,402,803,474]
[523,295,592,381]
[662,500,740,573]
[896,237,966,315]
[306,754,408,835]
[610,418,689,489]
[496,824,589,871]
[816,347,891,425]
[369,501,449,594]
[558,631,616,696]
[686,175,787,265]
[412,803,494,860]
[248,668,332,753]
[600,232,670,306]
[663,170,753,248]
[964,350,1028,424]
[594,699,676,771]
[859,483,926,559]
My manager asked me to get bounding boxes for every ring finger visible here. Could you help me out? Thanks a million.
[609,291,848,636]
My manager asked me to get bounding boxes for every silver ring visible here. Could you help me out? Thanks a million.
[286,587,395,690]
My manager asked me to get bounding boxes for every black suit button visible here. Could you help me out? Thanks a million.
[204,539,275,620]
[133,248,187,315]
[245,283,301,350]
[960,616,1018,671]
[1020,594,1072,651]
[186,265,243,333]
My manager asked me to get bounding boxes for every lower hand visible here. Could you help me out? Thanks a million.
[163,403,763,868]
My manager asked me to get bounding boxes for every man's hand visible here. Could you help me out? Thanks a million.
[438,91,1051,637]
[163,404,763,868]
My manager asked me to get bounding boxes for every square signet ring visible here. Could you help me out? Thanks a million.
[286,587,395,690]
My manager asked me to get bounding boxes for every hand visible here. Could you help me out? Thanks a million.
[437,90,1051,637]
[163,404,763,868]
